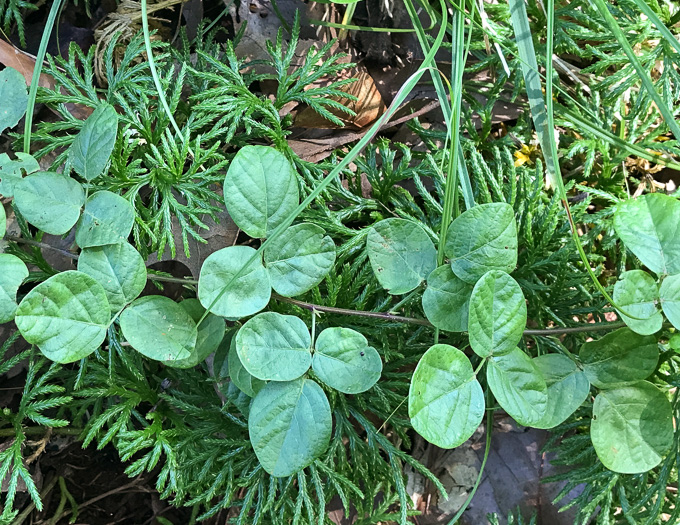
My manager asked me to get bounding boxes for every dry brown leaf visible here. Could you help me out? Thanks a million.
[294,64,386,129]
[0,39,55,89]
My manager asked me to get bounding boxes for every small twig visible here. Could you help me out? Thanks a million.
[5,235,78,260]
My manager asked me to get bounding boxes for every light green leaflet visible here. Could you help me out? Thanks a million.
[579,328,658,388]
[613,193,680,276]
[468,270,526,357]
[236,312,311,381]
[366,218,437,295]
[312,327,382,394]
[444,202,518,285]
[0,152,39,197]
[228,336,266,397]
[421,265,472,332]
[13,172,85,235]
[68,103,119,181]
[120,296,197,362]
[591,381,673,474]
[164,299,225,369]
[77,242,147,312]
[264,223,336,297]
[613,270,663,335]
[223,146,299,239]
[408,344,484,449]
[0,254,29,324]
[0,67,28,134]
[75,191,135,248]
[198,246,271,319]
[249,378,332,477]
[659,274,680,330]
[533,354,590,429]
[15,271,109,363]
[213,331,254,416]
[486,348,547,427]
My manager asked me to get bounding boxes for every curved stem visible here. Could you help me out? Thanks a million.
[447,391,493,525]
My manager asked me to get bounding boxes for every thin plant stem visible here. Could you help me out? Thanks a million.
[447,390,493,525]
[23,0,65,154]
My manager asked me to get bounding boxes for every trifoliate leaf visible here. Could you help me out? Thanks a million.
[533,354,590,429]
[13,172,84,235]
[366,218,436,295]
[408,344,485,449]
[264,223,335,297]
[249,378,332,477]
[15,271,109,363]
[223,146,299,238]
[77,242,147,312]
[198,246,271,319]
[468,270,526,357]
[120,295,197,362]
[591,381,673,474]
[236,312,311,381]
[421,265,473,332]
[579,327,658,388]
[0,67,28,133]
[0,254,29,323]
[486,348,547,426]
[613,193,680,276]
[613,270,662,335]
[75,191,134,248]
[312,327,382,394]
[444,202,518,284]
[0,152,39,197]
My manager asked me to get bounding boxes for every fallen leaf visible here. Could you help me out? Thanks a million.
[294,63,386,129]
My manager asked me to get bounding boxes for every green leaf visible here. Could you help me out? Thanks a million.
[659,274,680,330]
[0,254,29,323]
[77,242,146,312]
[0,67,28,133]
[421,265,473,332]
[533,354,590,429]
[164,299,225,368]
[591,381,673,474]
[13,172,85,235]
[444,202,518,284]
[236,312,311,381]
[15,271,109,363]
[198,246,271,319]
[613,270,663,335]
[68,103,118,181]
[264,223,336,297]
[408,344,485,448]
[75,191,134,248]
[486,348,547,426]
[579,328,658,388]
[120,296,197,361]
[312,327,382,394]
[0,152,39,197]
[613,194,680,276]
[223,146,299,238]
[0,202,4,239]
[228,335,266,397]
[366,218,437,295]
[249,378,332,477]
[468,270,526,357]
